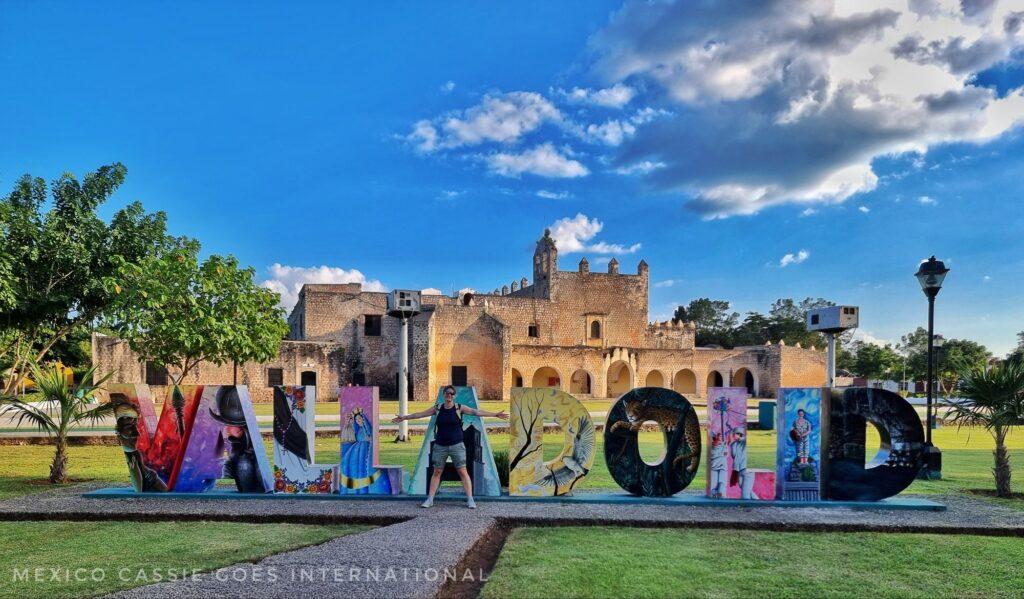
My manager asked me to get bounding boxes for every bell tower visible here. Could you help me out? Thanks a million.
[533,228,558,298]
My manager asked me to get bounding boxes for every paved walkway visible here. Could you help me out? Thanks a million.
[2,484,1022,598]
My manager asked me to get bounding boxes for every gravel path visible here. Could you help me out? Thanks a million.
[105,508,497,599]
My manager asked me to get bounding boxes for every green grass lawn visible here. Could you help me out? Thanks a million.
[0,520,368,599]
[2,427,1022,504]
[481,527,1024,598]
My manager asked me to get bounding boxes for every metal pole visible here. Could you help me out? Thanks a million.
[398,316,409,441]
[826,332,836,388]
[926,294,935,445]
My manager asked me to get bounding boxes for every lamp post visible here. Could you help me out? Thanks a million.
[915,256,948,480]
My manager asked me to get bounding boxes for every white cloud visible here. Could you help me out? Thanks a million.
[654,279,677,288]
[558,83,636,108]
[918,195,938,205]
[408,92,561,152]
[487,143,589,178]
[547,213,641,254]
[591,0,1024,216]
[422,287,443,295]
[613,160,666,175]
[536,189,572,199]
[982,275,992,283]
[858,206,871,213]
[583,119,636,146]
[262,264,387,312]
[800,207,818,217]
[439,189,465,199]
[440,80,456,93]
[778,249,810,267]
[852,329,890,346]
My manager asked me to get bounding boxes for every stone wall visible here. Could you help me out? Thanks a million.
[91,333,345,404]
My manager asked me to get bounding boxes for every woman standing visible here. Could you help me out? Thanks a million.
[393,385,507,508]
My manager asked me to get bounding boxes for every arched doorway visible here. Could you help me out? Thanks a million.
[645,370,665,388]
[706,370,723,391]
[673,369,697,394]
[570,369,592,394]
[606,361,633,398]
[733,368,756,396]
[300,370,317,387]
[531,366,561,388]
[511,368,524,388]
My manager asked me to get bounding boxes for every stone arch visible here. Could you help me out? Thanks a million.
[644,370,665,388]
[606,360,633,398]
[531,366,561,389]
[511,368,524,388]
[569,369,592,395]
[673,369,697,395]
[733,367,757,396]
[706,370,724,391]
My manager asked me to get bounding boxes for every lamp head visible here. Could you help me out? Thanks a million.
[915,256,948,298]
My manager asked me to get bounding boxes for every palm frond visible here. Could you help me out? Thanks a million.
[947,359,1024,431]
[0,397,58,433]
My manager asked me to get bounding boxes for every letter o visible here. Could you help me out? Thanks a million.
[604,387,701,496]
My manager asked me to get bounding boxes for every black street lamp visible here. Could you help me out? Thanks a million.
[915,256,948,480]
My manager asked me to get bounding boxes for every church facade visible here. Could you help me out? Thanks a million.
[94,230,825,403]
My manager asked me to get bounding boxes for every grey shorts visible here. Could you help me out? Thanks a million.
[431,442,467,469]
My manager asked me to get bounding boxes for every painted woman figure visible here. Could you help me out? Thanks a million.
[340,408,391,494]
[792,408,812,465]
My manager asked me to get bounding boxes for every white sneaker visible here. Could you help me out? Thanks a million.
[420,497,434,508]
[466,497,477,509]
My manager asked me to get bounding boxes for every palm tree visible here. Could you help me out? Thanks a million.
[0,360,114,483]
[946,358,1024,497]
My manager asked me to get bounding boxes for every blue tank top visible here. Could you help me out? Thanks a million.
[434,404,464,446]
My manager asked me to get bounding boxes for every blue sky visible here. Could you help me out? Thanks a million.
[2,1,1022,356]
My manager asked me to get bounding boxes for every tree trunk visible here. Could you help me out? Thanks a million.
[50,436,69,484]
[993,427,1012,498]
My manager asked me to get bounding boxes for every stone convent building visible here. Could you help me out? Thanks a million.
[94,230,825,403]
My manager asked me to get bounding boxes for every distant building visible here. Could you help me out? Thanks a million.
[93,229,825,402]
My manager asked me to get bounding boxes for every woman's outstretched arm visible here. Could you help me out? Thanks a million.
[391,405,437,423]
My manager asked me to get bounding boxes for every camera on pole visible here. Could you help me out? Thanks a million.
[805,306,859,388]
[387,290,422,442]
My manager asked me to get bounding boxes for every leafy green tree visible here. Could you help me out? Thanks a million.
[0,164,168,393]
[676,298,739,347]
[898,327,931,381]
[852,342,902,380]
[104,240,289,385]
[0,360,114,483]
[1007,331,1024,363]
[675,296,843,349]
[937,339,991,397]
[946,358,1024,497]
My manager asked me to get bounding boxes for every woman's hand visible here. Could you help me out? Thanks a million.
[391,415,404,423]
[496,411,509,420]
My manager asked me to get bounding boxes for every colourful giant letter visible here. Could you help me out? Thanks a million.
[509,387,596,496]
[337,386,403,494]
[604,387,701,497]
[272,386,339,494]
[409,386,501,496]
[776,387,826,501]
[825,387,925,501]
